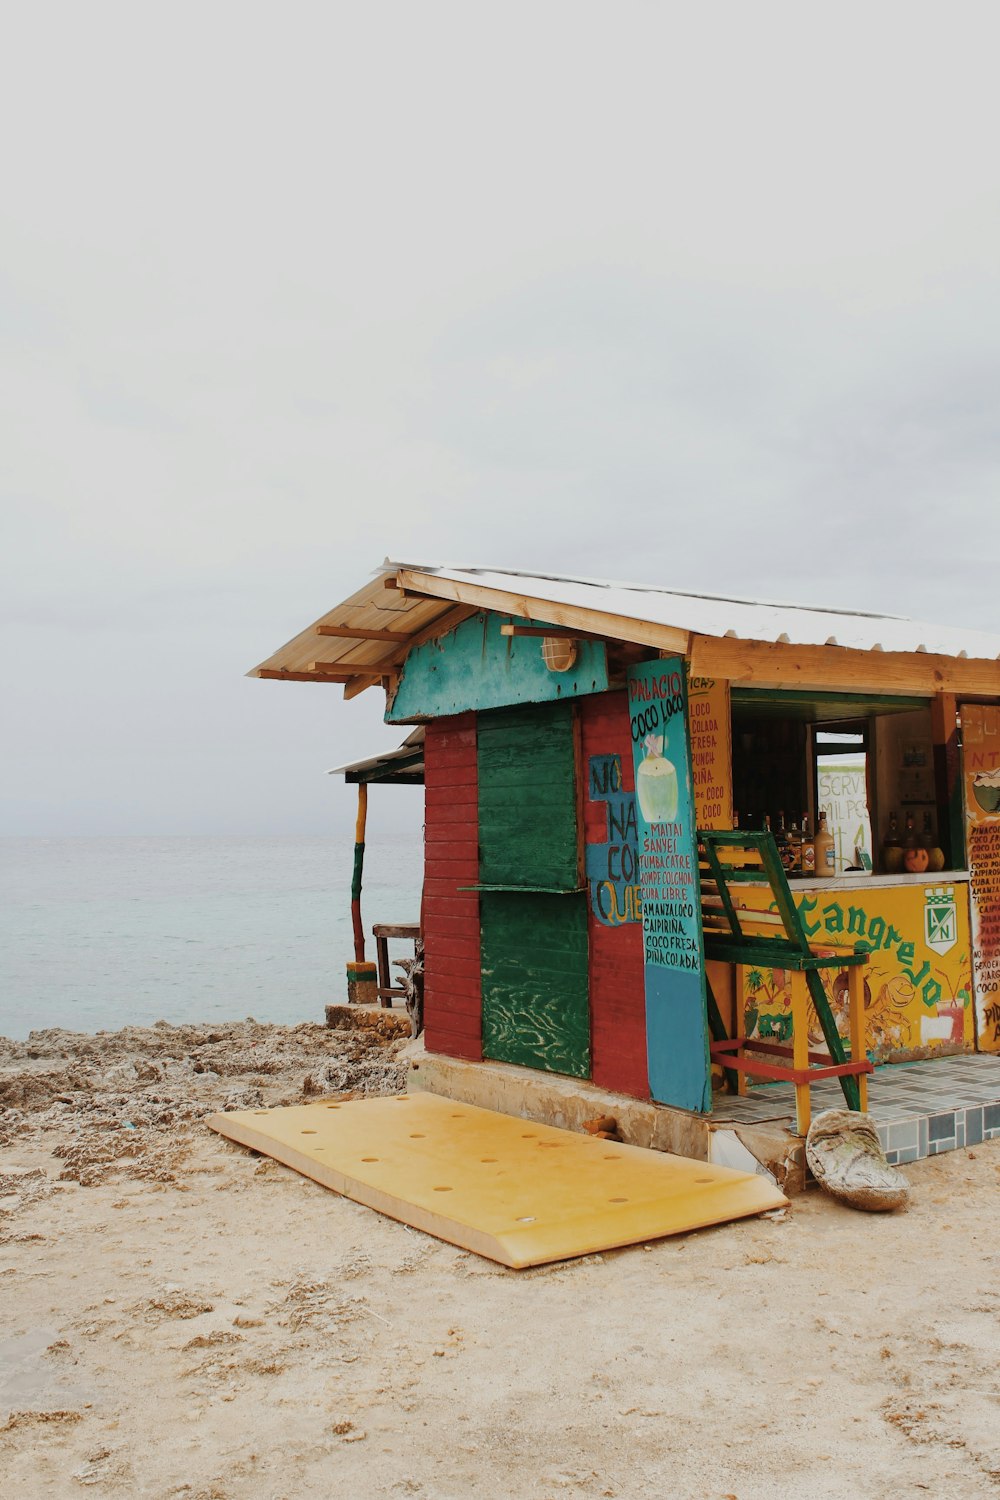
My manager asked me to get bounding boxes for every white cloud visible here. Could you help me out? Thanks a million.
[2,0,999,832]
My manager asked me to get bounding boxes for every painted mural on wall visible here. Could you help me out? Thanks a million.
[737,880,974,1062]
[961,702,1000,1051]
[585,755,640,927]
[627,659,711,1112]
[687,676,732,831]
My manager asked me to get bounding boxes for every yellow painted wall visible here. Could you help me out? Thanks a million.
[737,880,974,1063]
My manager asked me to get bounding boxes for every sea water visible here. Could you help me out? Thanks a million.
[0,837,423,1041]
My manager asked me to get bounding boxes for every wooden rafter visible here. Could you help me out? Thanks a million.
[394,568,691,653]
[499,624,613,642]
[258,669,360,684]
[308,662,384,677]
[339,603,479,677]
[316,625,412,642]
[689,635,1000,697]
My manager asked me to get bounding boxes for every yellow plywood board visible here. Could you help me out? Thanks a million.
[206,1094,786,1268]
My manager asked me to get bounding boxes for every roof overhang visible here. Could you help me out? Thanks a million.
[328,728,425,785]
[249,561,1000,701]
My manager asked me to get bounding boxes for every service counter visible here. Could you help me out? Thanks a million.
[721,870,975,1064]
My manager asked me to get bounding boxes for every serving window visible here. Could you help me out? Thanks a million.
[729,690,964,879]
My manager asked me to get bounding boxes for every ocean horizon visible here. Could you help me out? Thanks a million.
[0,835,424,1041]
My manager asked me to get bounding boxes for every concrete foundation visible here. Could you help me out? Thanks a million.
[407,1049,712,1162]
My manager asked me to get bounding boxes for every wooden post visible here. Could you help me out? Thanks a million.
[930,693,963,869]
[345,785,378,1005]
[351,784,368,963]
[790,970,811,1137]
[847,965,868,1113]
[735,964,748,1096]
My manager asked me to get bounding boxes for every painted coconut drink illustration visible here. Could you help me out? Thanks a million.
[972,769,1000,815]
[636,734,679,823]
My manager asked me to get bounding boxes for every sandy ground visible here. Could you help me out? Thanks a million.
[1,1019,999,1500]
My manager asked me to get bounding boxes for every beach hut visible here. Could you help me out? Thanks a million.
[250,562,1000,1167]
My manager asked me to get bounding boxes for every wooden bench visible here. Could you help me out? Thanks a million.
[372,923,421,1007]
[698,830,873,1136]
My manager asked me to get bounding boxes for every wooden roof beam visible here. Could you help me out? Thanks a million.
[308,663,385,677]
[394,569,691,653]
[343,604,481,677]
[343,675,378,701]
[258,669,364,684]
[316,625,412,642]
[501,624,592,641]
[689,635,1000,698]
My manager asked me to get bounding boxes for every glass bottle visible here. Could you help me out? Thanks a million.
[814,810,836,876]
[882,811,903,874]
[800,813,816,875]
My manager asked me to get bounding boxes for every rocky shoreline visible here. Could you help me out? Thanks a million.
[0,1017,412,1190]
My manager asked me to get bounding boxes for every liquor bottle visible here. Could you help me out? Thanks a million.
[882,811,903,874]
[814,810,836,876]
[786,818,802,874]
[800,813,816,875]
[903,810,917,847]
[774,810,789,869]
[923,810,946,872]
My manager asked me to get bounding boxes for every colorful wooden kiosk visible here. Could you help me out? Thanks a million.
[251,563,1000,1146]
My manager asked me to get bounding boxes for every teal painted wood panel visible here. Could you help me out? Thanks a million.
[480,891,590,1078]
[387,612,608,723]
[477,702,580,890]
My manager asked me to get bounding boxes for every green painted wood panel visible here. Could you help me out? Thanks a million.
[387,612,608,723]
[480,892,590,1077]
[477,702,580,890]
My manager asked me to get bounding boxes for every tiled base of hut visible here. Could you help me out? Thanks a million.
[712,1053,1000,1166]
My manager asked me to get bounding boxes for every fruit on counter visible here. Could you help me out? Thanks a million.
[920,811,945,872]
[903,846,930,873]
[882,811,903,874]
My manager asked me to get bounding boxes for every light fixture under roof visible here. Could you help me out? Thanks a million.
[542,637,577,673]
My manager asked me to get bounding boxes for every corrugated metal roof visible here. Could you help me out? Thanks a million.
[248,558,1000,693]
[384,562,1000,660]
[328,727,425,782]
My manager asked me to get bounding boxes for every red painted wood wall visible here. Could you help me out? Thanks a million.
[422,713,483,1060]
[580,691,648,1098]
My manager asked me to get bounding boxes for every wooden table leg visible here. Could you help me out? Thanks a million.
[847,965,868,1112]
[790,970,811,1136]
[735,964,748,1097]
[375,932,391,1006]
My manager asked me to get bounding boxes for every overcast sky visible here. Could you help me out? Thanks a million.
[3,1,1000,838]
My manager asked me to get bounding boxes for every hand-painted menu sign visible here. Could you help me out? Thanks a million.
[585,755,641,926]
[962,702,1000,1052]
[687,676,732,831]
[627,658,711,1112]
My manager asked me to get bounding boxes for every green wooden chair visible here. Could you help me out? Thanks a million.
[698,830,873,1136]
